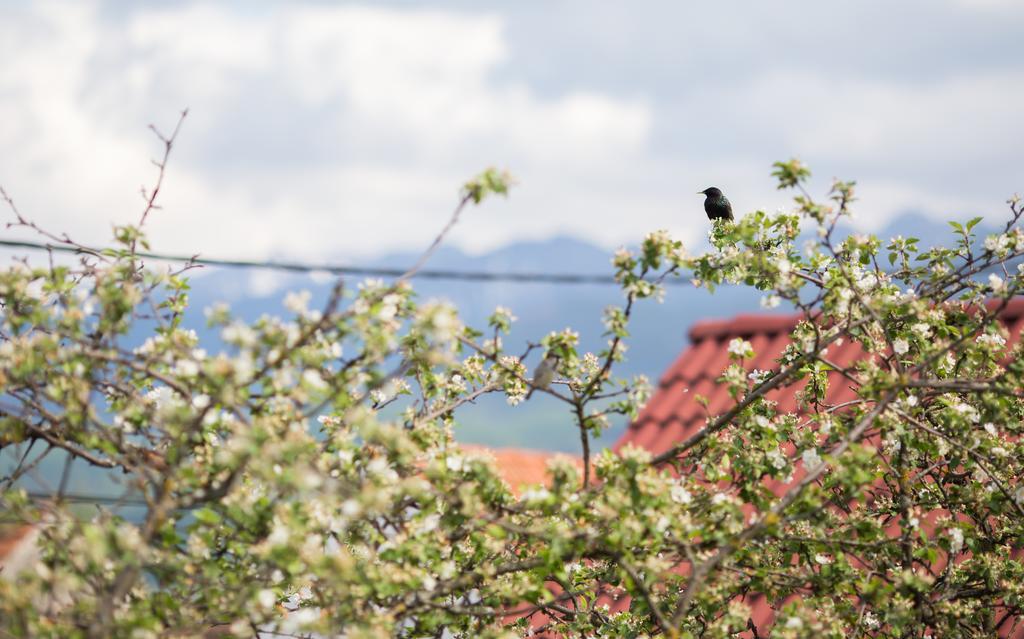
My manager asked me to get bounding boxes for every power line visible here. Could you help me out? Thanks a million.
[18,490,150,507]
[0,238,692,286]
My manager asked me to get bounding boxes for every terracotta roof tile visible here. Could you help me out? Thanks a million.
[619,297,1024,455]
[670,337,720,384]
[608,297,1024,636]
[460,445,582,495]
[0,524,34,563]
[688,313,800,341]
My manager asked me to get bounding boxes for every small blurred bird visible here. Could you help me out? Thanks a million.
[699,187,733,221]
[526,353,559,399]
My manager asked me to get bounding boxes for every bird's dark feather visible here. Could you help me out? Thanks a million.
[704,194,733,221]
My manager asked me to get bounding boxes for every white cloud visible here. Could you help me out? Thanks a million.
[952,0,1020,10]
[0,2,663,262]
[246,270,291,298]
[765,70,1024,167]
[0,1,1020,267]
[665,67,1024,228]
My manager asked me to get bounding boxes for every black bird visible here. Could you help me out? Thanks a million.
[699,187,733,221]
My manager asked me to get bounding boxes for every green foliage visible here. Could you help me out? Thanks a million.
[771,158,811,190]
[462,167,513,205]
[1,159,1024,638]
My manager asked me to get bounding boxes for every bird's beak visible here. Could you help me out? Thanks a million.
[696,190,704,194]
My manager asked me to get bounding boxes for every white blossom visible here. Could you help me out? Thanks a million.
[267,521,290,547]
[283,289,312,315]
[911,322,932,339]
[727,338,753,358]
[291,608,318,627]
[767,448,788,470]
[989,273,1006,292]
[302,369,329,391]
[801,448,823,471]
[521,487,551,503]
[864,612,880,630]
[951,401,980,423]
[448,374,466,392]
[222,321,257,348]
[145,386,180,412]
[670,482,693,505]
[748,369,771,384]
[174,358,200,378]
[948,528,964,555]
[419,513,441,534]
[257,589,277,611]
[984,234,1010,255]
[365,457,390,477]
[493,305,517,324]
[581,352,601,377]
[976,332,1006,348]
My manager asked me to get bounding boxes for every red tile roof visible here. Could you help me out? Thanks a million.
[460,445,583,496]
[610,297,1024,638]
[0,524,39,579]
[617,298,1024,458]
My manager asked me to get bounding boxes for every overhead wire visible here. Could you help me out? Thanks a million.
[0,234,693,506]
[0,238,694,286]
[0,231,699,505]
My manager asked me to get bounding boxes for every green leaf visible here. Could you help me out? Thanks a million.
[771,158,811,190]
[194,508,222,526]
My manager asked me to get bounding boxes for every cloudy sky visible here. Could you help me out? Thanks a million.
[1,1,1022,263]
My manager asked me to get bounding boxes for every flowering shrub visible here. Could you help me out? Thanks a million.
[1,124,1023,637]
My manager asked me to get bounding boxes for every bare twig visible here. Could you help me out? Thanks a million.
[400,193,474,281]
[134,109,189,241]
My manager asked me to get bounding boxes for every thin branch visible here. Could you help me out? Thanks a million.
[616,556,670,633]
[135,109,189,237]
[669,390,896,629]
[894,407,1024,519]
[400,193,473,281]
[650,316,870,466]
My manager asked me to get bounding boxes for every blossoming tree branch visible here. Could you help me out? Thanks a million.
[1,115,1023,637]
